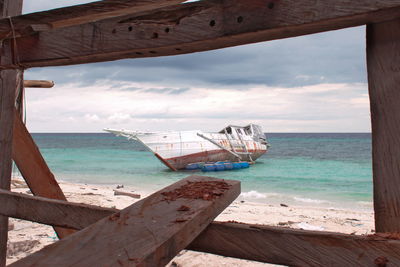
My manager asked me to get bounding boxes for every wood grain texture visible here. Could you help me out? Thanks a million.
[0,3,23,264]
[0,69,21,267]
[12,113,76,238]
[0,0,23,17]
[4,190,400,267]
[0,0,185,40]
[6,195,400,267]
[0,189,117,230]
[10,175,240,267]
[367,19,400,233]
[23,80,54,88]
[189,222,400,266]
[6,0,400,68]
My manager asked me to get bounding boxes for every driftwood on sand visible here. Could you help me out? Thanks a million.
[113,189,141,199]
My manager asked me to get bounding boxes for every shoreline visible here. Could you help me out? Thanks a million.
[28,171,374,212]
[7,178,375,266]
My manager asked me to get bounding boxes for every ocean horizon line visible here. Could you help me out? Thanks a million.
[30,131,372,134]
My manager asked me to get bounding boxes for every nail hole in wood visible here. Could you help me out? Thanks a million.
[209,20,216,27]
[152,32,159,39]
[237,16,243,23]
[149,51,157,54]
[112,29,116,34]
[175,48,182,51]
[128,26,133,32]
[165,28,170,33]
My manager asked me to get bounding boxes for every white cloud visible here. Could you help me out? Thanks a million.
[24,80,371,133]
[84,114,100,122]
[107,113,131,124]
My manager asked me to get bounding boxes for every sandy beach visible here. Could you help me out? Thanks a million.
[7,178,374,266]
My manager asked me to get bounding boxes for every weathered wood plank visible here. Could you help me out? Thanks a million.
[0,0,185,40]
[367,19,400,233]
[6,0,400,68]
[0,3,23,266]
[189,222,400,266]
[12,113,76,238]
[0,189,117,230]
[23,80,54,88]
[4,193,400,267]
[0,0,23,17]
[0,69,21,267]
[10,175,240,267]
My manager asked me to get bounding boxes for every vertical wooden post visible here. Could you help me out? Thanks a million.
[0,1,24,266]
[367,19,400,233]
[0,70,22,267]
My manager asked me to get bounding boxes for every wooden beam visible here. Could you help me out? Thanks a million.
[0,70,21,267]
[3,192,400,266]
[0,1,23,265]
[6,0,400,68]
[0,0,23,17]
[367,19,400,233]
[23,80,54,88]
[10,175,240,267]
[189,222,400,266]
[0,189,117,230]
[0,0,185,40]
[12,113,76,238]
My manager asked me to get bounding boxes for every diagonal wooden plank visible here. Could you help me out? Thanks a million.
[5,0,400,68]
[12,112,76,238]
[367,19,400,233]
[0,189,117,230]
[189,222,400,266]
[0,0,185,40]
[10,175,239,267]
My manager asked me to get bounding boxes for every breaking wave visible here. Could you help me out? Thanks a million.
[240,190,267,199]
[293,197,330,204]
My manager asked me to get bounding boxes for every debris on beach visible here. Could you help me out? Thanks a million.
[113,189,141,199]
[7,240,40,258]
[278,221,296,226]
[11,179,28,189]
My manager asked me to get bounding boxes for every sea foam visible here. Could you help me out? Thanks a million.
[293,197,330,204]
[241,190,267,199]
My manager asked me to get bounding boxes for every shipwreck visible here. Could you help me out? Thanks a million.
[1,0,400,266]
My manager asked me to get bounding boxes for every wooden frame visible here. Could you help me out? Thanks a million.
[0,0,399,266]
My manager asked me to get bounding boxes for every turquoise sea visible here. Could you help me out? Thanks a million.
[21,133,373,210]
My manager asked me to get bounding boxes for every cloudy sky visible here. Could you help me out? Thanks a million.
[22,1,370,133]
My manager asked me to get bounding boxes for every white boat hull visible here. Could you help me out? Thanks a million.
[135,131,268,170]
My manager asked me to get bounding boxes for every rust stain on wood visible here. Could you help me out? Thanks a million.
[161,181,230,201]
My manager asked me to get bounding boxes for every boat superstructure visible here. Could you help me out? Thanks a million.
[104,124,269,171]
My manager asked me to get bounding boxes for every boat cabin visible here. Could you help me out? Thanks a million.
[219,124,267,144]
